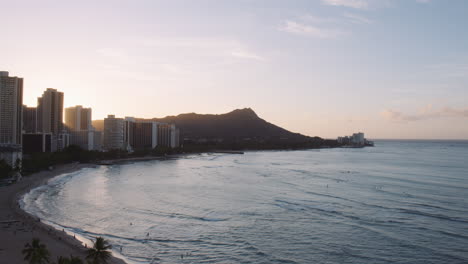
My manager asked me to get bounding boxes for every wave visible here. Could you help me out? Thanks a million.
[398,208,468,224]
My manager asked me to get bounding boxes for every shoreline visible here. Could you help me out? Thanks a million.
[0,162,127,264]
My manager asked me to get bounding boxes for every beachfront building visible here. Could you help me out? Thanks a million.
[22,105,37,133]
[37,88,64,134]
[0,71,23,169]
[65,105,92,131]
[65,106,101,151]
[157,123,180,148]
[103,115,125,150]
[351,132,365,145]
[36,88,69,151]
[68,130,101,151]
[124,117,158,152]
[338,132,369,146]
[22,133,53,154]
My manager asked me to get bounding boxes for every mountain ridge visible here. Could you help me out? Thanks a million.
[92,108,322,146]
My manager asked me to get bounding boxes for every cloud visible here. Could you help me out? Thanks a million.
[343,12,373,24]
[231,50,265,61]
[381,106,468,122]
[115,36,267,63]
[322,0,428,10]
[279,20,348,38]
[321,0,370,9]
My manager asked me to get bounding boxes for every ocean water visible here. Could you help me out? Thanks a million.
[22,141,468,264]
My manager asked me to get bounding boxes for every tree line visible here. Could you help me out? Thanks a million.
[22,237,112,264]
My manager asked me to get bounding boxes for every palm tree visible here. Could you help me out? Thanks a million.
[68,256,84,264]
[56,255,83,264]
[22,238,51,264]
[86,237,112,264]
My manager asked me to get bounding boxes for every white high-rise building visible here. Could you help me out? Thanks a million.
[0,71,23,168]
[351,132,365,145]
[157,123,180,148]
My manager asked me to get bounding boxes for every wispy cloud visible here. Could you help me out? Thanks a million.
[231,50,265,61]
[279,20,348,38]
[321,0,370,9]
[112,36,267,62]
[322,0,428,10]
[381,105,468,122]
[343,12,373,24]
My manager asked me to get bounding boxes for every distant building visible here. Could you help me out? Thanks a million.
[103,115,125,150]
[171,125,180,148]
[338,132,369,146]
[157,123,180,148]
[0,71,23,168]
[65,105,92,131]
[69,130,101,151]
[124,117,158,152]
[351,132,365,145]
[37,88,64,135]
[65,106,100,151]
[23,105,37,133]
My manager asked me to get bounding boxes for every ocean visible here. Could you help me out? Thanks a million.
[22,140,468,264]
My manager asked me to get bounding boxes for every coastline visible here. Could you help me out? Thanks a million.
[0,163,127,264]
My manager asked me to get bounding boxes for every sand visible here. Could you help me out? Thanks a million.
[0,163,126,264]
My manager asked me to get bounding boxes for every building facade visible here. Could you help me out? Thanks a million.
[65,105,92,131]
[65,105,98,151]
[37,88,64,135]
[103,115,125,150]
[0,71,23,168]
[23,105,37,133]
[0,71,23,145]
[23,133,53,154]
[351,132,365,145]
[157,123,180,148]
[124,117,158,152]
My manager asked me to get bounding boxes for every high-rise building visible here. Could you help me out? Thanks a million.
[171,126,180,148]
[37,88,64,135]
[157,123,180,148]
[0,71,23,145]
[23,105,37,133]
[103,115,125,150]
[351,132,365,145]
[0,71,23,168]
[65,105,92,132]
[65,105,98,151]
[69,130,101,151]
[124,117,158,151]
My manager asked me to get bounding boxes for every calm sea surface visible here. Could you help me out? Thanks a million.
[22,141,468,264]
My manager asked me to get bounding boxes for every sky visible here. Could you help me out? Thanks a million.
[2,0,468,139]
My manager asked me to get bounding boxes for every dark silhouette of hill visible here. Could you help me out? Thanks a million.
[149,108,314,143]
[92,108,333,149]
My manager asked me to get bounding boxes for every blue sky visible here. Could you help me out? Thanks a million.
[2,0,468,139]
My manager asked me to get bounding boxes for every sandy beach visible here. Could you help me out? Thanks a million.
[0,163,126,264]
